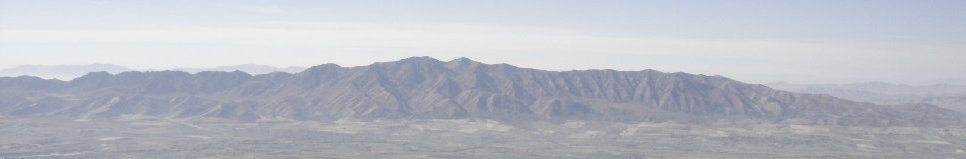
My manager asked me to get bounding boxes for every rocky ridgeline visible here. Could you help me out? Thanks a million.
[0,57,962,127]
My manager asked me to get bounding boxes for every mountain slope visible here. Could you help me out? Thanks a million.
[0,57,962,127]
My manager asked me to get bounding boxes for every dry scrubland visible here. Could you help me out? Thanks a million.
[2,117,964,159]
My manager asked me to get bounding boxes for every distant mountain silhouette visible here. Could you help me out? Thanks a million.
[0,64,132,80]
[0,64,304,81]
[769,82,966,113]
[0,57,962,127]
[174,64,305,75]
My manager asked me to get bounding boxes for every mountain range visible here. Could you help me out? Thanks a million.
[769,82,966,113]
[0,57,962,127]
[0,64,305,80]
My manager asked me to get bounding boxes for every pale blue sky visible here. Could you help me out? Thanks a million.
[1,0,964,84]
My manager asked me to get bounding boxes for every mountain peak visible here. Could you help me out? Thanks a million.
[73,71,112,81]
[399,56,443,63]
[449,57,475,63]
[444,57,485,69]
[307,63,342,71]
[367,56,446,71]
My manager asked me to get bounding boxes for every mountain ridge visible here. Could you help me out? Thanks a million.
[0,64,305,81]
[0,57,962,127]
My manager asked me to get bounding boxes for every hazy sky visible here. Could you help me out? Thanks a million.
[1,0,964,84]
